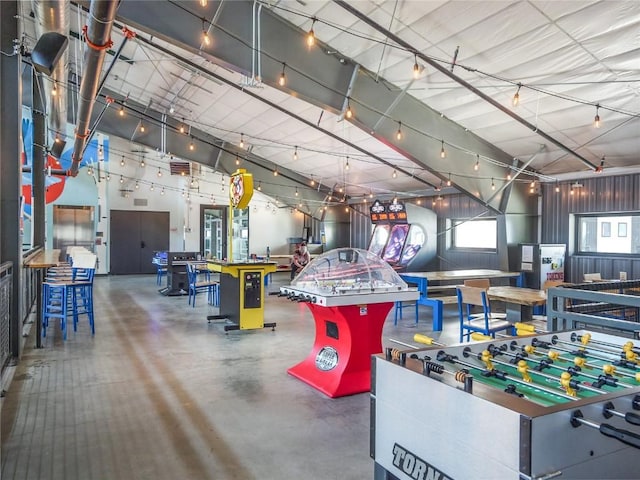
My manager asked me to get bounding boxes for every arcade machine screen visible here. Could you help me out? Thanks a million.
[368,224,390,257]
[398,225,425,267]
[382,224,409,263]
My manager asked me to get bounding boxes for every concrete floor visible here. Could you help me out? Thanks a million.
[1,273,462,480]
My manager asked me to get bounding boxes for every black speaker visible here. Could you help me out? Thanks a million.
[31,32,68,76]
[50,138,66,158]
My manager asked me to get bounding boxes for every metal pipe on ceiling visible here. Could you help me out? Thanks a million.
[31,0,69,145]
[68,0,118,177]
[334,0,599,172]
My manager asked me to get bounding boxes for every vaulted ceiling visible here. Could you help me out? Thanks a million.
[21,1,640,215]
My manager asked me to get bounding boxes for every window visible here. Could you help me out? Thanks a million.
[577,214,639,254]
[452,219,497,249]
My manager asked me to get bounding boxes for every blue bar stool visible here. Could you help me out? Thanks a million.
[42,282,68,340]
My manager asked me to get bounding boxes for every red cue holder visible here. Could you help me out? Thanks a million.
[287,302,393,398]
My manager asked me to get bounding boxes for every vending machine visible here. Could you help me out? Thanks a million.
[519,243,566,289]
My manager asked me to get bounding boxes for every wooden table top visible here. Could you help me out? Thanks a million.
[401,269,521,281]
[24,249,62,269]
[487,286,546,306]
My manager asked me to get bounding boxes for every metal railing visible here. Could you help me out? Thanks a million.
[21,247,40,325]
[0,262,13,370]
[547,280,640,336]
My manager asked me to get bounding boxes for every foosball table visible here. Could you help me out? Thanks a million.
[372,330,640,479]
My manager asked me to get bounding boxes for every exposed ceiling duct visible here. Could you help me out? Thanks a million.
[68,0,118,176]
[31,0,70,149]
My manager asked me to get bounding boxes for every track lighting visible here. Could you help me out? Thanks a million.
[279,63,286,86]
[594,104,601,128]
[307,18,316,48]
[120,155,125,167]
[345,98,353,119]
[396,121,403,141]
[440,140,446,159]
[474,155,480,171]
[413,54,420,79]
[293,146,298,161]
[512,83,521,107]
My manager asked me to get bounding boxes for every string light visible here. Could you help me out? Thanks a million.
[202,20,211,46]
[440,140,446,158]
[596,156,605,173]
[106,173,110,181]
[555,182,560,193]
[512,83,521,107]
[392,169,397,178]
[279,63,286,86]
[396,121,403,141]
[306,18,316,48]
[594,104,601,128]
[345,156,350,170]
[293,146,298,160]
[150,183,154,191]
[135,181,139,189]
[257,181,262,191]
[140,158,145,167]
[412,54,420,79]
[161,188,165,195]
[295,187,299,197]
[474,155,480,171]
[119,105,125,116]
[235,154,240,165]
[491,178,495,190]
[189,139,195,151]
[273,166,278,176]
[310,176,315,186]
[139,121,145,133]
[345,97,353,119]
[120,155,125,166]
[51,83,57,96]
[119,175,124,184]
[239,133,245,149]
[54,134,61,144]
[157,167,162,177]
[87,166,93,176]
[447,173,452,187]
[200,0,207,6]
[530,180,535,188]
[179,122,185,134]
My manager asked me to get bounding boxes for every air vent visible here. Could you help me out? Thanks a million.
[170,161,191,176]
[133,198,148,206]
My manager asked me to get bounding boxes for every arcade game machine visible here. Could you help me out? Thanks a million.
[207,169,276,332]
[159,251,199,296]
[279,248,419,397]
[367,200,437,272]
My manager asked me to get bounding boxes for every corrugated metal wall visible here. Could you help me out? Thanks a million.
[541,174,640,282]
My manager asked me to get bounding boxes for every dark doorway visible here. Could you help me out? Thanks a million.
[110,210,169,274]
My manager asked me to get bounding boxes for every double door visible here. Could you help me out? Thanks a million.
[110,210,169,274]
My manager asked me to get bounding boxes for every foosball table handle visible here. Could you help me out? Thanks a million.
[599,423,640,449]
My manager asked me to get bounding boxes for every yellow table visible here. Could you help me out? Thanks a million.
[206,260,277,331]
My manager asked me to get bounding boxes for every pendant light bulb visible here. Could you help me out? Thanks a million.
[392,169,397,178]
[279,63,286,86]
[555,183,560,193]
[189,139,195,151]
[240,133,245,149]
[200,0,207,6]
[120,155,125,167]
[293,146,298,161]
[412,54,420,79]
[345,98,353,119]
[306,18,316,48]
[594,104,601,128]
[203,29,211,46]
[157,168,162,177]
[139,122,145,133]
[396,121,403,141]
[440,140,446,158]
[512,83,521,107]
[474,155,480,171]
[491,178,496,190]
[140,158,145,167]
[119,105,125,116]
[446,173,452,187]
[179,123,185,134]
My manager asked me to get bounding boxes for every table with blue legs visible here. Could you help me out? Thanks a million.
[24,249,62,348]
[399,269,524,330]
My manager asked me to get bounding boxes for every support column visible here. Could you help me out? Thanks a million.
[32,70,46,247]
[0,0,24,359]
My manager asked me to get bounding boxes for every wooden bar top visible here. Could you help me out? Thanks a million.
[487,286,546,306]
[24,249,62,269]
[402,269,521,281]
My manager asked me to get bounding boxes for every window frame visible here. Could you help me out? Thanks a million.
[450,218,498,252]
[574,212,638,256]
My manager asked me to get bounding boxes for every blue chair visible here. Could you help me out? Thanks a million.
[457,285,512,342]
[394,300,419,325]
[42,282,69,339]
[187,263,219,308]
